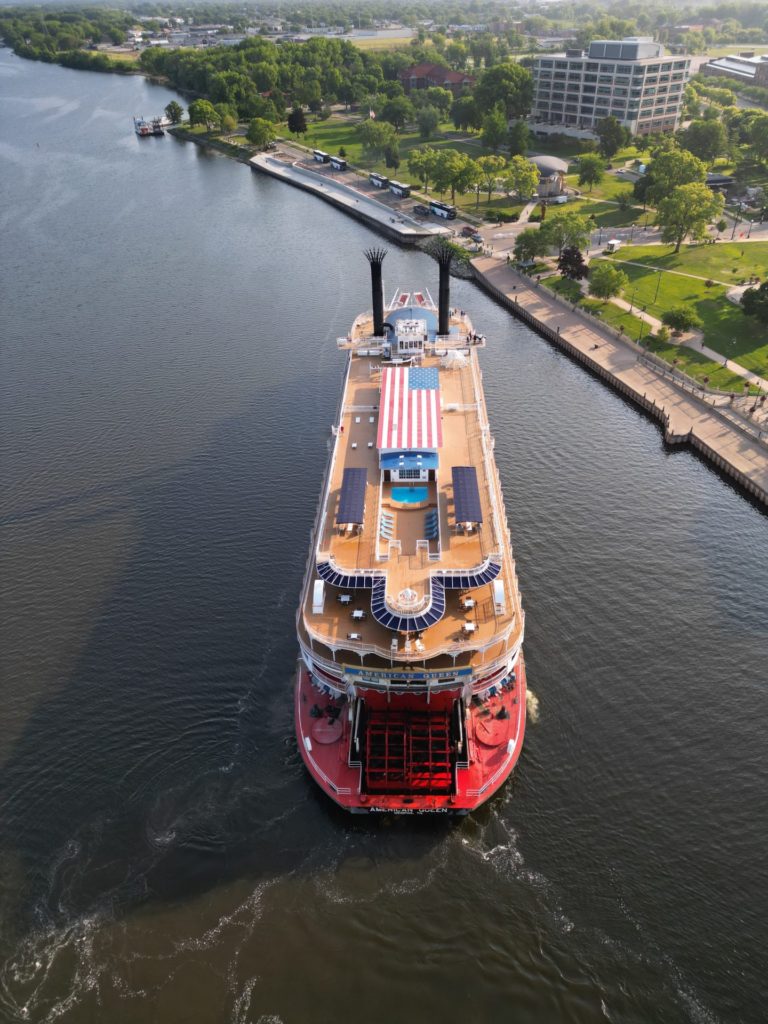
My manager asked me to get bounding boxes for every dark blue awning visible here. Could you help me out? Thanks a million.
[336,468,367,524]
[452,466,483,524]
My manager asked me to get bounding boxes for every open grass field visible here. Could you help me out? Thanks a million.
[542,275,648,340]
[102,50,140,62]
[704,45,768,58]
[349,35,413,51]
[605,241,768,284]
[565,170,636,203]
[568,198,643,227]
[597,252,768,376]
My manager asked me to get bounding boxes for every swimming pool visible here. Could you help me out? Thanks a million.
[391,485,429,504]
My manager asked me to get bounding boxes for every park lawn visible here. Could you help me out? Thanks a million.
[595,256,768,375]
[605,242,768,284]
[542,275,650,339]
[542,275,582,301]
[565,171,635,203]
[102,50,140,62]
[350,36,413,50]
[302,117,475,175]
[568,198,641,227]
[581,298,648,341]
[644,338,758,392]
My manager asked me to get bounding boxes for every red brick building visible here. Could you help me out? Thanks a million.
[398,63,476,97]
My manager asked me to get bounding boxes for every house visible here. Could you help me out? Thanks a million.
[399,63,475,98]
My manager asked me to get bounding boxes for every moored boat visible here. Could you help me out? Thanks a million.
[296,246,526,814]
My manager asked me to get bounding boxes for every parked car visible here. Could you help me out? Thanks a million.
[413,204,429,216]
[460,225,475,237]
[549,194,568,205]
[471,232,483,243]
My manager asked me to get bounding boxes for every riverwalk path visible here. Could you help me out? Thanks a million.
[471,257,768,506]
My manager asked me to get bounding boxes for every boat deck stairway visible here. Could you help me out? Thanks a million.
[359,704,458,795]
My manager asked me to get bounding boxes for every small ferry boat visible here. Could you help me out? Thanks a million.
[133,117,164,137]
[295,247,526,814]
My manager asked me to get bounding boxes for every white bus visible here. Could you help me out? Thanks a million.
[312,150,330,163]
[389,180,412,198]
[429,200,457,220]
[369,172,389,189]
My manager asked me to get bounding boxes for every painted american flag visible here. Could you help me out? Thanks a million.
[377,367,442,451]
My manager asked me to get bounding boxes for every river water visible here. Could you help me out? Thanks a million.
[1,51,767,1024]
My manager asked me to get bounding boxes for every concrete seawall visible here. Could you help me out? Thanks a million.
[250,152,449,246]
[472,257,768,508]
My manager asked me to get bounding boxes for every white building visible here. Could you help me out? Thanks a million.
[531,37,691,138]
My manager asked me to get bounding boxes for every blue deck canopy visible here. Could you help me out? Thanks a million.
[336,468,367,524]
[380,451,438,471]
[452,466,483,524]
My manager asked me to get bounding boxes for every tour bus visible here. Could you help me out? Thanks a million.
[429,199,457,220]
[330,156,347,171]
[312,150,330,163]
[369,172,389,189]
[389,180,411,198]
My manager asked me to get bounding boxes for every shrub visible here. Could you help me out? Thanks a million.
[705,279,715,287]
[656,326,670,343]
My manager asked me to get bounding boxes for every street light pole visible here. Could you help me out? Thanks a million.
[654,269,662,303]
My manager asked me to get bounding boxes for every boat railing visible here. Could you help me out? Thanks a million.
[300,616,521,669]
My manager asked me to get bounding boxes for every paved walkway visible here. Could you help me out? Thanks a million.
[472,257,768,505]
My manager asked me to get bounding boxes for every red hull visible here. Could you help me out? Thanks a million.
[295,660,526,814]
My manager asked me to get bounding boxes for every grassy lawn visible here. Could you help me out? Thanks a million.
[542,275,648,339]
[542,275,583,301]
[349,36,413,50]
[565,171,635,203]
[597,253,768,376]
[604,242,768,284]
[568,198,642,227]
[301,117,487,176]
[644,339,757,392]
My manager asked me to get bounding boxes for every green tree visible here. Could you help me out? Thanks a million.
[596,116,630,159]
[287,106,307,137]
[558,246,589,281]
[246,118,276,148]
[504,155,538,199]
[507,119,530,156]
[513,228,547,263]
[424,86,453,117]
[645,148,707,206]
[661,306,703,332]
[474,62,533,118]
[578,153,606,192]
[741,281,768,322]
[188,99,219,130]
[384,143,400,170]
[540,212,592,256]
[164,101,183,125]
[358,118,397,158]
[656,182,724,253]
[451,94,480,131]
[481,103,508,152]
[476,154,507,202]
[748,114,768,162]
[679,119,728,165]
[408,147,439,193]
[380,95,414,132]
[417,105,440,140]
[588,262,629,299]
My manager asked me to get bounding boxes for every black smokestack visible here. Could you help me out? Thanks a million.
[365,247,387,337]
[432,239,453,337]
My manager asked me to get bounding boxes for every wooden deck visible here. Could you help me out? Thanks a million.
[301,311,523,667]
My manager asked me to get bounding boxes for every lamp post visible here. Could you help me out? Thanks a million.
[731,214,740,240]
[629,286,637,313]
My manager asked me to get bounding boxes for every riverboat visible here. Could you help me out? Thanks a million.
[295,247,526,813]
[133,116,165,137]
